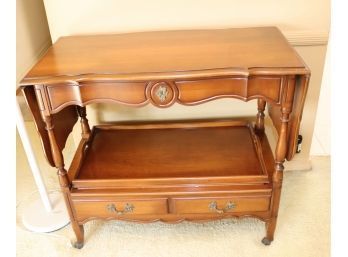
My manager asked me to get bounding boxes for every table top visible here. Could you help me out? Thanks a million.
[20,27,309,85]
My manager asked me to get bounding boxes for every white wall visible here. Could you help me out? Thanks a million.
[17,0,51,85]
[17,0,52,121]
[310,40,331,155]
[43,0,329,43]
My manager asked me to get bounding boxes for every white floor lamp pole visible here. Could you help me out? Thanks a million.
[16,98,70,232]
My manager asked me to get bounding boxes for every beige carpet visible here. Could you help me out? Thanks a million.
[16,122,330,257]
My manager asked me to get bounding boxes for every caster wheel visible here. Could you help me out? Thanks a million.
[71,240,84,249]
[261,237,272,246]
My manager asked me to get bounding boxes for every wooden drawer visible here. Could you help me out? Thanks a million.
[175,76,283,105]
[172,196,270,214]
[73,198,168,222]
[176,77,247,104]
[46,82,148,113]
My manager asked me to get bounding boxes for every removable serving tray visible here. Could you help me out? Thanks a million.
[69,120,274,189]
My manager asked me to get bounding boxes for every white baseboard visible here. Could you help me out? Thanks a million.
[283,30,329,46]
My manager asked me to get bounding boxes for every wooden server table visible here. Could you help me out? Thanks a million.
[19,27,310,248]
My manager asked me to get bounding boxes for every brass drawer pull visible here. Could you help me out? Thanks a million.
[209,201,236,214]
[106,203,134,215]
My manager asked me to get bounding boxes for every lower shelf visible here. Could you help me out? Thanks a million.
[69,119,275,189]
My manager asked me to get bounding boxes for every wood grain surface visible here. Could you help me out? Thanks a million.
[20,27,308,85]
[76,122,268,180]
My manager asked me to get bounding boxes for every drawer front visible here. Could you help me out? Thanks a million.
[172,196,270,214]
[175,76,283,105]
[46,82,148,113]
[73,198,168,221]
[176,77,247,104]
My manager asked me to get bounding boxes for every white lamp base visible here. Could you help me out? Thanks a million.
[22,192,70,233]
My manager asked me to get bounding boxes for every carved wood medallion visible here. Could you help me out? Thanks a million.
[147,82,177,107]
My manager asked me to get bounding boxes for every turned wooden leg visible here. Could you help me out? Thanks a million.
[263,167,283,245]
[76,106,91,139]
[60,179,84,248]
[262,77,295,245]
[43,115,85,248]
[70,223,84,249]
[255,99,266,133]
[61,183,84,248]
[262,171,283,245]
[262,111,289,245]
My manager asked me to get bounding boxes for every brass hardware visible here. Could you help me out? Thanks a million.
[155,85,169,102]
[106,203,134,215]
[209,201,236,214]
